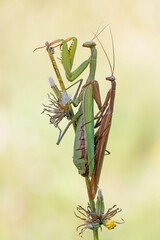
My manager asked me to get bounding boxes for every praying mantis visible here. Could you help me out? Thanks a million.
[89,30,116,200]
[34,31,104,177]
[34,27,116,188]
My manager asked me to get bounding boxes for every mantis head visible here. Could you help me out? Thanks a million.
[106,75,116,81]
[82,41,96,48]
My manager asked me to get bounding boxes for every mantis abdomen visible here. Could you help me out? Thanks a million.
[73,114,89,177]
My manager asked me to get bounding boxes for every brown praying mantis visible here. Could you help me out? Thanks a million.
[88,29,116,200]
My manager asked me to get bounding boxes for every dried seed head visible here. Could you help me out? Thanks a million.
[75,201,123,237]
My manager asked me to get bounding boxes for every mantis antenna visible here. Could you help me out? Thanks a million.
[92,27,115,76]
[91,23,102,41]
[92,24,110,41]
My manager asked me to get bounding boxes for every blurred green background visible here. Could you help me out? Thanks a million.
[0,0,160,239]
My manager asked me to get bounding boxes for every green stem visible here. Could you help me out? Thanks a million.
[85,177,99,240]
[93,229,99,240]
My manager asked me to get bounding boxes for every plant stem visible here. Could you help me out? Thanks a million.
[85,177,95,208]
[85,177,99,240]
[93,229,99,240]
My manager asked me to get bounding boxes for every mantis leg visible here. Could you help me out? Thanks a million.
[55,77,83,145]
[56,110,82,145]
[46,38,90,83]
[94,89,111,128]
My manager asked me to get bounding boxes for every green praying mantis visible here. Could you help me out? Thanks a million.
[53,37,101,177]
[34,31,104,177]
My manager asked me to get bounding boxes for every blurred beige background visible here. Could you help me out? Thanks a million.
[0,0,160,239]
